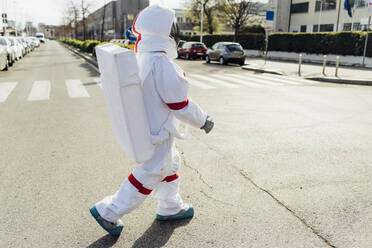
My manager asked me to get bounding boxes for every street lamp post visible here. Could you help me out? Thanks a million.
[200,3,204,43]
[318,0,323,32]
[362,16,371,66]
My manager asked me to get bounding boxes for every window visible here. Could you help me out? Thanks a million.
[192,43,206,48]
[315,0,336,11]
[291,2,309,14]
[343,23,352,31]
[313,24,334,32]
[300,25,307,32]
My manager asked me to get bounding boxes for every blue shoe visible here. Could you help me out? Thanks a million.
[156,203,194,221]
[90,206,124,236]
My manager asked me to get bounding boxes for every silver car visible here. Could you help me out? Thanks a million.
[206,42,245,66]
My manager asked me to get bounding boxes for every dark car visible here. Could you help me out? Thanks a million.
[206,42,245,66]
[177,42,207,60]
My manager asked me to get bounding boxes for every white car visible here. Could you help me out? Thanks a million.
[6,37,23,61]
[29,37,40,48]
[36,33,46,43]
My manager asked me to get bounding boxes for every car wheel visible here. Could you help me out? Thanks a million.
[206,55,211,64]
[219,57,227,65]
[239,60,245,66]
[186,53,190,60]
[3,58,8,71]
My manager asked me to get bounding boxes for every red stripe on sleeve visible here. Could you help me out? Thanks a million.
[128,173,152,195]
[162,173,180,183]
[166,98,189,110]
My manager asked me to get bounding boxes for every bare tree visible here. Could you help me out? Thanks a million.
[187,0,220,34]
[100,0,107,42]
[68,1,80,39]
[219,0,259,40]
[80,0,92,40]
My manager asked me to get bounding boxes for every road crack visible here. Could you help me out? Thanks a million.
[200,190,236,207]
[178,148,213,190]
[238,170,337,248]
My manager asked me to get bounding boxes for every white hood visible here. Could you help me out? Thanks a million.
[133,5,176,55]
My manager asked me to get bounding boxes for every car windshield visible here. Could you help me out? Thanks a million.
[36,35,43,38]
[226,44,243,52]
[192,43,205,48]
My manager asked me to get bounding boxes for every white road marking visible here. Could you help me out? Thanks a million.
[189,74,240,88]
[249,74,301,85]
[225,74,283,86]
[0,82,17,103]
[211,74,267,88]
[28,81,51,101]
[187,78,216,89]
[65,79,90,98]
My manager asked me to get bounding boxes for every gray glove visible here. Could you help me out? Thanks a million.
[200,116,214,134]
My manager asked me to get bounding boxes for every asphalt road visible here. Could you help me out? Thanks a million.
[1,41,372,248]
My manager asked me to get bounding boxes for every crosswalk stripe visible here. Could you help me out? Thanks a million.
[226,74,283,86]
[187,78,215,89]
[28,81,51,101]
[211,74,267,88]
[65,79,90,98]
[0,82,17,103]
[249,74,301,85]
[189,74,240,89]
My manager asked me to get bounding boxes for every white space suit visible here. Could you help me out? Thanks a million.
[95,5,210,223]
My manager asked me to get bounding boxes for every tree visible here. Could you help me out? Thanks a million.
[80,0,92,40]
[100,0,107,42]
[67,1,80,39]
[218,0,260,40]
[187,0,220,35]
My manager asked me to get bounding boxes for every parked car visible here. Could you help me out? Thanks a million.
[206,42,245,66]
[26,37,35,51]
[110,39,125,44]
[177,40,186,49]
[36,33,46,43]
[177,42,207,60]
[0,37,15,66]
[29,37,40,48]
[0,46,8,70]
[17,37,30,55]
[7,37,23,60]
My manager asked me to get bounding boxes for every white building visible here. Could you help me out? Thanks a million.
[174,9,198,35]
[268,0,371,32]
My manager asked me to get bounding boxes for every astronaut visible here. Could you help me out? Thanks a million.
[90,5,214,236]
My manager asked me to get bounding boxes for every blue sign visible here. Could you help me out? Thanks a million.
[126,27,137,42]
[266,11,274,21]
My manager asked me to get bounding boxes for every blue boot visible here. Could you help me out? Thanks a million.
[156,203,194,221]
[90,206,124,236]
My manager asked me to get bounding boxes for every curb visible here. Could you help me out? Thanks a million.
[242,65,284,75]
[61,43,99,69]
[306,77,372,86]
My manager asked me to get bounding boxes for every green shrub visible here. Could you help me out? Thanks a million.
[59,39,132,57]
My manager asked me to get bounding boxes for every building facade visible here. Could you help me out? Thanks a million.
[174,9,198,35]
[268,0,371,33]
[85,0,149,40]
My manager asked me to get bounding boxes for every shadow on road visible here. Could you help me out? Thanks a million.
[131,219,192,248]
[87,234,119,248]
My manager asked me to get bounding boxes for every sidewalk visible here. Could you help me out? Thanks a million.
[243,58,372,85]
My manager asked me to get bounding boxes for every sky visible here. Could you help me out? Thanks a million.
[1,0,267,27]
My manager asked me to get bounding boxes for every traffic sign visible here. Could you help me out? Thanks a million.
[266,11,274,21]
[125,27,137,42]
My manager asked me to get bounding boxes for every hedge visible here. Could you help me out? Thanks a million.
[181,31,372,57]
[58,39,130,57]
